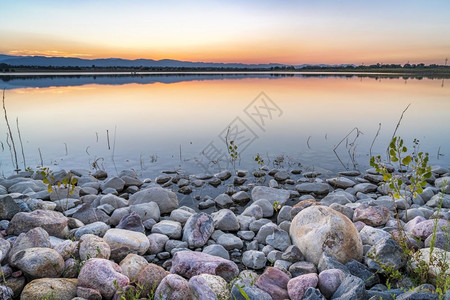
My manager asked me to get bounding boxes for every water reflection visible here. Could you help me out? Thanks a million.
[0,74,448,178]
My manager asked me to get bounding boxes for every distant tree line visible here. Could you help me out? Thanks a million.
[0,62,449,73]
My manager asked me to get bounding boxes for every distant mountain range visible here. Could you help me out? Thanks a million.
[0,54,353,69]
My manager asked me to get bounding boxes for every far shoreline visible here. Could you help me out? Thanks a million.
[1,70,450,78]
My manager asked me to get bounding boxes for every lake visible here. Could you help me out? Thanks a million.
[0,73,449,179]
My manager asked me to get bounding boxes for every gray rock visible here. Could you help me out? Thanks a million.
[359,226,391,246]
[215,170,232,181]
[151,220,182,239]
[100,177,125,192]
[346,260,379,288]
[147,233,169,254]
[156,174,172,184]
[217,234,243,250]
[267,250,283,263]
[237,230,255,241]
[365,237,405,272]
[282,245,304,262]
[242,250,267,270]
[74,221,110,240]
[214,194,233,208]
[321,191,355,206]
[237,215,255,231]
[295,183,330,195]
[302,287,326,300]
[0,196,21,220]
[241,205,263,220]
[277,205,292,224]
[251,186,290,205]
[98,194,127,209]
[318,253,350,273]
[12,247,64,278]
[203,244,230,260]
[128,187,178,214]
[253,199,274,217]
[274,171,290,181]
[255,222,277,243]
[249,218,271,232]
[199,199,215,209]
[8,227,50,263]
[212,209,240,231]
[353,183,378,194]
[331,274,368,299]
[266,228,291,251]
[7,209,69,239]
[129,202,160,222]
[426,193,450,208]
[117,212,145,233]
[232,191,251,204]
[170,208,193,225]
[289,261,317,277]
[326,177,356,189]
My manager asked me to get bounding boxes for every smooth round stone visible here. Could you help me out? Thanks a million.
[242,250,267,270]
[154,274,191,300]
[103,228,150,258]
[287,273,319,300]
[217,233,243,250]
[21,278,77,300]
[12,247,64,278]
[74,221,110,240]
[151,220,182,239]
[290,205,363,265]
[289,261,317,277]
[318,269,346,298]
[203,244,230,260]
[79,234,111,261]
[212,209,240,231]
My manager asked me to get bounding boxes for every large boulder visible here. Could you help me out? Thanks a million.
[78,258,129,300]
[128,187,178,214]
[170,251,239,282]
[12,247,64,278]
[7,210,68,238]
[8,227,50,264]
[103,229,150,262]
[20,278,77,300]
[290,206,363,265]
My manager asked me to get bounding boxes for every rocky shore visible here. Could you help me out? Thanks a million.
[0,165,449,299]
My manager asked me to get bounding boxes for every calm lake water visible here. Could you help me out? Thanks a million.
[0,73,449,179]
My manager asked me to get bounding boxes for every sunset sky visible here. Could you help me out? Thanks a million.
[1,0,449,65]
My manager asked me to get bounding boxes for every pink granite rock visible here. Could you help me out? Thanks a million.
[78,258,129,300]
[255,267,290,300]
[287,273,319,300]
[137,263,169,297]
[411,219,449,239]
[318,268,346,298]
[155,274,192,300]
[170,251,239,282]
[353,204,390,226]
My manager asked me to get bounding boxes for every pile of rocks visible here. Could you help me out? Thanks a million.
[0,166,449,299]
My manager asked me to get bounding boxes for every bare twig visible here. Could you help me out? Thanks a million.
[38,147,43,166]
[2,90,20,172]
[86,146,90,156]
[179,144,182,162]
[64,142,68,156]
[106,129,110,150]
[370,123,382,157]
[333,127,362,170]
[307,136,311,149]
[95,132,99,143]
[16,117,27,170]
[6,133,14,166]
